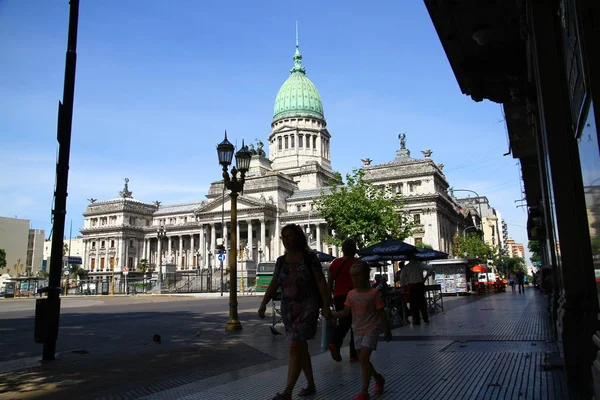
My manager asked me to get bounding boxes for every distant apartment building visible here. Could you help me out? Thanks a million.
[455,196,506,254]
[506,238,525,259]
[43,236,85,271]
[0,216,45,276]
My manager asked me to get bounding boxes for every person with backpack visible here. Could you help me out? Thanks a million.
[258,224,331,400]
[327,238,360,362]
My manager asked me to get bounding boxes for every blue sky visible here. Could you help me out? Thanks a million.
[0,0,529,257]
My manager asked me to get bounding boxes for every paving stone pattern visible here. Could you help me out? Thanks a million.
[142,290,571,400]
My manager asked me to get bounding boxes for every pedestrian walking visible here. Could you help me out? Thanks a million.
[327,238,360,362]
[258,224,331,400]
[332,261,392,400]
[516,269,526,294]
[508,272,516,294]
[398,254,434,325]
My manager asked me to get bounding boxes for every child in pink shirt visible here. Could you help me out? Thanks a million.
[332,261,392,400]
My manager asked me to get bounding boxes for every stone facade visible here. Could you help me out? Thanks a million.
[79,44,475,280]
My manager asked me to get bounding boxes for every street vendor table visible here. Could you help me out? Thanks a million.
[424,284,444,314]
[384,288,409,327]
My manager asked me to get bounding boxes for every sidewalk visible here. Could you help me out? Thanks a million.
[141,289,570,400]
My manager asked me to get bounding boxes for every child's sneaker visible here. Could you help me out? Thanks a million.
[352,393,369,400]
[328,344,342,362]
[374,376,385,393]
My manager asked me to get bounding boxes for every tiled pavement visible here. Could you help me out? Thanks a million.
[140,289,570,400]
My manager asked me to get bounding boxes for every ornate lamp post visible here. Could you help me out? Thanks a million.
[217,130,251,331]
[156,225,167,290]
[258,248,263,263]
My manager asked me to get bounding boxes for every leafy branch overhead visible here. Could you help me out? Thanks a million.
[454,233,497,261]
[314,168,413,249]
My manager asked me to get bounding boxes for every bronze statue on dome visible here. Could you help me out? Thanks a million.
[398,133,407,149]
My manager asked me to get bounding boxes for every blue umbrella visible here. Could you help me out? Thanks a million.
[313,250,335,262]
[361,248,448,263]
[414,248,449,261]
[357,238,418,257]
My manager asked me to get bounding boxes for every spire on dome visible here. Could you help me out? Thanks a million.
[290,22,306,74]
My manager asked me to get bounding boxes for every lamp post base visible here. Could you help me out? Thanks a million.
[225,319,242,332]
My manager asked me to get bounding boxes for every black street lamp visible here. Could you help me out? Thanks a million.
[217,131,251,331]
[156,225,167,290]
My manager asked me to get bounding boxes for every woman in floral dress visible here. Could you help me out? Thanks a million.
[258,224,331,400]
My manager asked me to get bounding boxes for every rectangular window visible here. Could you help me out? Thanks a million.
[296,205,302,212]
[413,214,421,224]
[313,136,317,148]
[110,240,115,248]
[110,257,115,271]
[291,135,295,148]
[181,256,185,268]
[285,136,289,149]
[306,136,311,148]
[278,137,282,150]
[129,240,134,246]
[91,258,96,271]
[100,257,105,270]
[92,241,96,249]
[101,241,106,249]
[299,135,303,148]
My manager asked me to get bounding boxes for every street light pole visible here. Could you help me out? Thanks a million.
[449,188,484,231]
[217,131,251,332]
[39,0,80,361]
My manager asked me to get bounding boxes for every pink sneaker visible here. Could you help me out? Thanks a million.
[352,393,369,400]
[374,376,385,393]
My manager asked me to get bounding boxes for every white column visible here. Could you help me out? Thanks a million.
[157,238,162,271]
[201,225,207,267]
[190,233,195,269]
[236,221,240,255]
[142,239,147,260]
[247,220,253,260]
[83,239,88,271]
[178,235,183,269]
[167,236,172,262]
[275,217,281,258]
[118,238,124,269]
[210,224,216,267]
[260,218,266,260]
[223,222,228,251]
[316,224,322,252]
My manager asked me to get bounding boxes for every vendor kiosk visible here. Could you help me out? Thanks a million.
[429,258,479,295]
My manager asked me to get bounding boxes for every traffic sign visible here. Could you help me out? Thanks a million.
[122,266,129,275]
[218,253,226,262]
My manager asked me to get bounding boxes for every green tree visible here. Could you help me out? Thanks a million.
[416,242,434,250]
[0,249,6,270]
[497,256,526,275]
[455,233,497,260]
[137,259,149,274]
[528,240,541,264]
[315,168,413,248]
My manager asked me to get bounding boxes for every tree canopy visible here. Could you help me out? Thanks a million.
[454,233,497,260]
[497,256,526,274]
[0,249,6,270]
[314,168,413,249]
[528,240,541,264]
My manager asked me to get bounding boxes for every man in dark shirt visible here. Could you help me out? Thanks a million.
[515,269,525,294]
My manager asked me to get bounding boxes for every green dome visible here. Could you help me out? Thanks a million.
[273,45,324,121]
